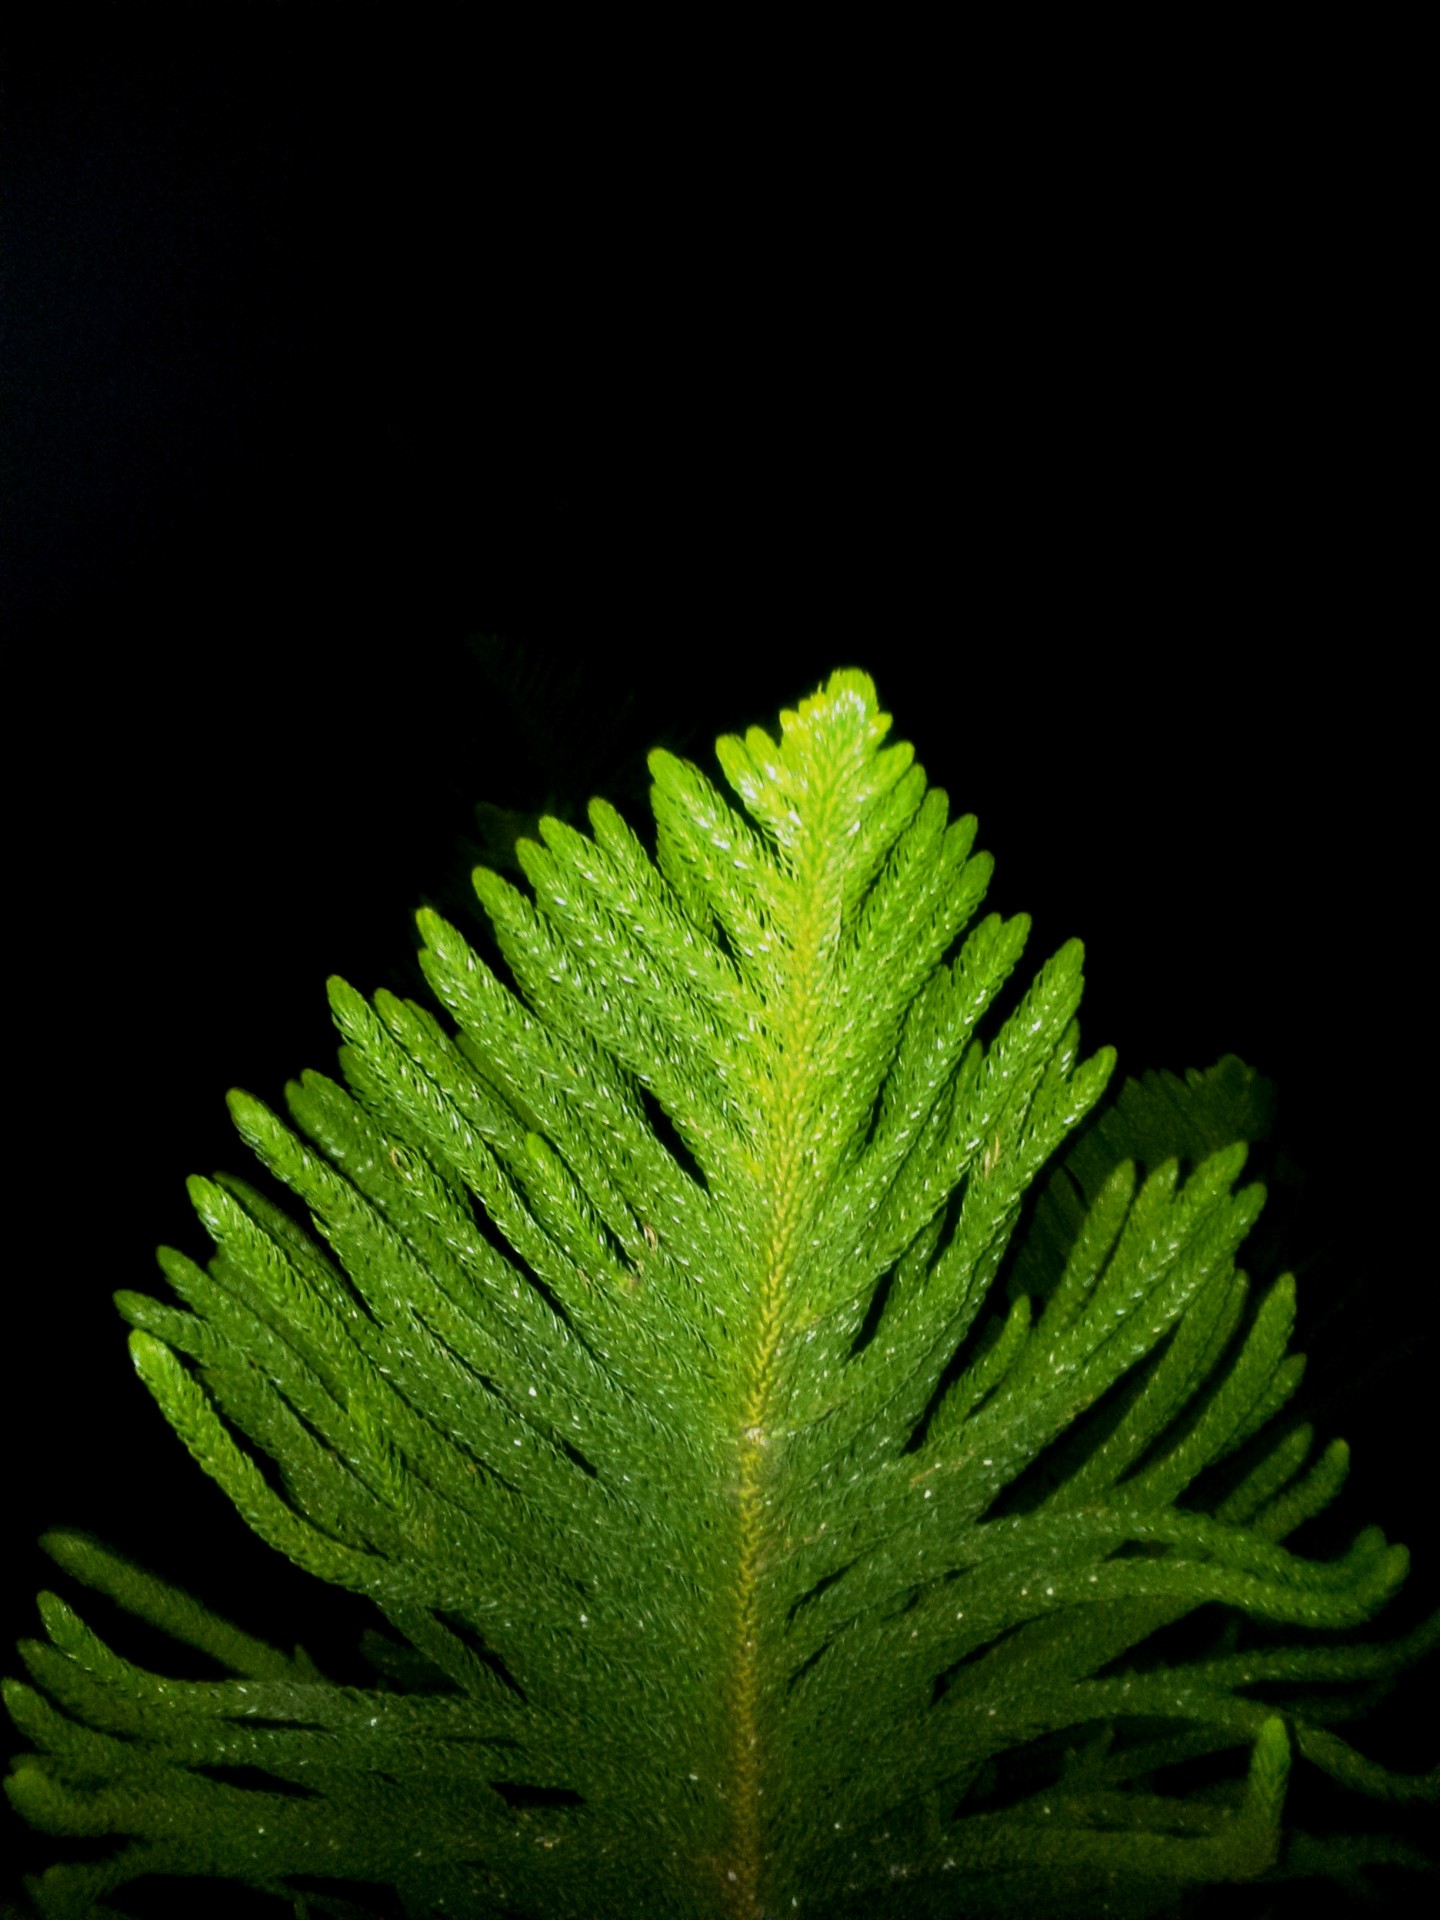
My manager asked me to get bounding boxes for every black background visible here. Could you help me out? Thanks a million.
[4,12,1433,1917]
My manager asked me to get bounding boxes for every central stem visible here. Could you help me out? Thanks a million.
[725,1042,828,1913]
[722,772,845,1916]
[727,1244,793,1915]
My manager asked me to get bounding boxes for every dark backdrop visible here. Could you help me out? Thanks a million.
[4,13,1432,1917]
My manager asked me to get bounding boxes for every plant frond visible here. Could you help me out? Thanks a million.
[9,671,1434,1919]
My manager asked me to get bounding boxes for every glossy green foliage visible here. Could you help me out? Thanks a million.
[7,671,1436,1918]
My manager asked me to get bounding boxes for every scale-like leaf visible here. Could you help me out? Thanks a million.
[7,670,1435,1919]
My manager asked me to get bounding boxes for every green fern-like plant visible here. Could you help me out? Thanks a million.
[6,668,1435,1918]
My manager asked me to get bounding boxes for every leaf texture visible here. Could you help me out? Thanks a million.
[8,669,1436,1919]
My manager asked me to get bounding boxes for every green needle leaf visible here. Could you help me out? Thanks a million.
[8,670,1435,1920]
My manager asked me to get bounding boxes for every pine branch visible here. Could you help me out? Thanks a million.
[8,670,1435,1919]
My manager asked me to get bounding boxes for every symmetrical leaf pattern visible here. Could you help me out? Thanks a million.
[7,671,1435,1918]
